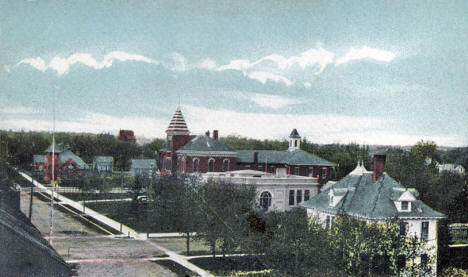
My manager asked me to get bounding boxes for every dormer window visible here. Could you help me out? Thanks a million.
[329,195,334,206]
[401,201,409,211]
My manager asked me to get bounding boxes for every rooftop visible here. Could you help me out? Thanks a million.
[237,149,334,166]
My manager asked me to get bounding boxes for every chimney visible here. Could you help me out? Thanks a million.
[372,153,386,182]
[213,130,218,140]
[205,130,210,137]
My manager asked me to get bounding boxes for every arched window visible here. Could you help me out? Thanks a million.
[208,158,215,172]
[165,157,171,171]
[181,157,185,173]
[193,159,199,173]
[222,159,230,172]
[260,191,272,211]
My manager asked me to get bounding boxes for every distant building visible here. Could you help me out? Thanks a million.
[203,168,320,212]
[302,154,445,275]
[236,129,334,185]
[436,163,465,175]
[158,108,334,183]
[118,130,136,143]
[32,154,45,170]
[0,178,71,276]
[130,159,157,177]
[93,156,114,172]
[40,143,89,183]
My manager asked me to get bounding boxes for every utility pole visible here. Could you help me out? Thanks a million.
[48,86,56,245]
[29,186,33,220]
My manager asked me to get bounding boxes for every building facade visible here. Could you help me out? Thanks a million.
[301,154,445,275]
[159,108,334,182]
[40,143,89,183]
[203,168,320,212]
[117,129,136,143]
[130,159,157,178]
[93,156,114,172]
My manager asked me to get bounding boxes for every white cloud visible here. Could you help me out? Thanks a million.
[4,65,11,73]
[247,71,293,86]
[249,93,301,109]
[199,58,217,70]
[335,47,396,65]
[17,51,157,76]
[168,52,187,72]
[0,106,37,115]
[304,82,312,88]
[18,57,47,72]
[215,47,334,75]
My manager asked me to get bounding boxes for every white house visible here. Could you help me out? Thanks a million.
[301,154,445,276]
[437,163,465,175]
[130,159,157,178]
[202,168,320,212]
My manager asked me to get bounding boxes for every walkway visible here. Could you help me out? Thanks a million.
[18,171,214,277]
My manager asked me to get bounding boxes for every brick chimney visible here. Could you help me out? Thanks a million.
[213,130,218,140]
[372,153,386,182]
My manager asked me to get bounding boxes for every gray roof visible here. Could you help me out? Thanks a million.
[289,128,301,138]
[131,159,157,169]
[94,156,114,163]
[301,171,445,220]
[33,155,45,163]
[237,149,334,166]
[177,135,236,154]
[59,150,89,169]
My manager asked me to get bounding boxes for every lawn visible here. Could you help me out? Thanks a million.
[150,237,219,256]
[61,192,132,201]
[190,256,267,277]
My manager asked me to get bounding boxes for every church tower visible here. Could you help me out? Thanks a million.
[288,128,301,151]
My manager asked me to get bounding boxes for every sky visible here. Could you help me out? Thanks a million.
[1,0,467,146]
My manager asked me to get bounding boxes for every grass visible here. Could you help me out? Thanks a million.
[61,192,132,201]
[150,237,218,255]
[153,260,199,277]
[189,256,267,277]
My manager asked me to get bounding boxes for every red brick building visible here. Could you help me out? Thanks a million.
[158,108,334,183]
[40,143,89,183]
[158,108,237,175]
[118,129,136,143]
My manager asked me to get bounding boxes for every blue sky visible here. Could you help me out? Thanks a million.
[1,0,467,146]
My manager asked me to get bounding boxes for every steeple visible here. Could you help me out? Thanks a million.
[166,107,190,135]
[288,128,301,151]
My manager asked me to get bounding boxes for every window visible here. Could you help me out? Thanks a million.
[321,167,327,179]
[294,140,297,147]
[294,167,299,175]
[208,159,214,172]
[260,191,272,211]
[325,215,331,230]
[421,254,429,268]
[296,190,302,204]
[329,195,334,206]
[193,159,199,173]
[165,157,171,171]
[401,201,409,211]
[289,190,295,205]
[304,190,310,201]
[222,159,229,172]
[181,157,185,173]
[421,222,429,240]
[399,222,408,236]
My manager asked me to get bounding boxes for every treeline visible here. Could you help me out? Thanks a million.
[0,130,165,170]
[144,176,432,276]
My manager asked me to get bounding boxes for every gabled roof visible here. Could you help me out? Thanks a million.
[237,149,334,166]
[289,128,301,138]
[131,159,157,169]
[166,108,190,135]
[59,150,89,169]
[43,142,64,153]
[177,135,237,154]
[94,156,114,163]
[301,165,445,220]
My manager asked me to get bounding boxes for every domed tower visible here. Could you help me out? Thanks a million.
[288,128,301,151]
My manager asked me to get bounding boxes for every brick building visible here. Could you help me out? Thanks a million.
[158,108,334,183]
[117,129,136,143]
[38,143,88,183]
[158,108,237,175]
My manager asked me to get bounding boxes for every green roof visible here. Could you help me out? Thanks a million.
[177,135,236,154]
[289,128,301,138]
[94,156,114,163]
[43,142,64,153]
[59,150,89,169]
[131,159,157,169]
[301,172,445,220]
[237,150,335,166]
